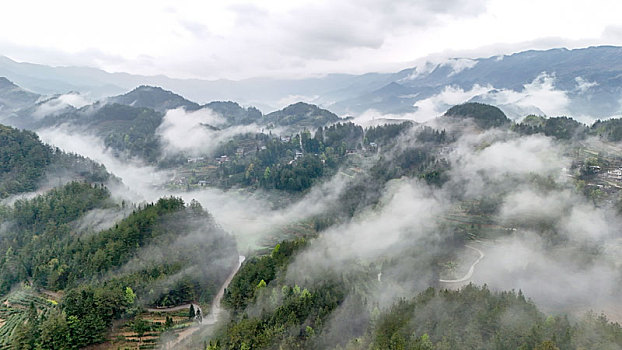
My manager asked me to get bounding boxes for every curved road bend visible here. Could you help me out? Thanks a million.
[439,245,484,284]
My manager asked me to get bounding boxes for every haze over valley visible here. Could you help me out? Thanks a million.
[3,1,622,349]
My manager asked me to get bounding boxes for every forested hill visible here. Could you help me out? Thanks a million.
[0,124,110,198]
[0,187,238,348]
[443,102,511,129]
[108,85,201,113]
[263,102,342,129]
[205,239,622,350]
[0,125,51,197]
[0,77,40,116]
[204,101,263,126]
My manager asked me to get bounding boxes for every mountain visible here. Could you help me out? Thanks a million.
[443,102,511,129]
[336,46,622,118]
[204,101,263,126]
[44,103,164,162]
[0,124,51,197]
[5,46,622,119]
[0,77,41,117]
[107,85,200,112]
[0,56,390,111]
[263,102,342,130]
[0,123,111,197]
[4,99,622,348]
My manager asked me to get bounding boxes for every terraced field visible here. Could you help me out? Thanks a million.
[0,290,55,349]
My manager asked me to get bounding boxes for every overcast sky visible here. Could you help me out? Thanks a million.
[2,0,622,80]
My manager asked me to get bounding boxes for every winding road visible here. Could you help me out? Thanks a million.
[439,245,484,284]
[202,255,246,325]
[158,255,246,349]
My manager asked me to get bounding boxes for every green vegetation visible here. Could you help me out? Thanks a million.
[514,116,588,140]
[337,285,622,350]
[0,124,111,198]
[444,102,510,129]
[205,101,262,126]
[0,290,55,349]
[0,181,112,294]
[208,241,622,350]
[0,125,51,197]
[211,282,345,349]
[0,182,237,348]
[6,95,622,350]
[177,121,446,194]
[591,118,622,141]
[109,85,200,112]
[223,239,307,312]
[212,239,348,350]
[365,121,414,145]
[42,103,164,162]
[263,102,341,129]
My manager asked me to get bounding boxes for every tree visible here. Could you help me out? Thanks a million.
[132,319,150,347]
[38,309,69,350]
[124,286,136,306]
[165,315,174,328]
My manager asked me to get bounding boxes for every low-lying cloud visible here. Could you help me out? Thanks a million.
[156,107,261,156]
[37,125,170,202]
[32,93,91,119]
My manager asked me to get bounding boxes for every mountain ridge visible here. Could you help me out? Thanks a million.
[3,45,622,118]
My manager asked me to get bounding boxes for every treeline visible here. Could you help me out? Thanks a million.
[513,115,588,140]
[513,114,622,142]
[442,103,622,143]
[338,284,622,350]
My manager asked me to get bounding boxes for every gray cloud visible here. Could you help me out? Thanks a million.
[274,0,488,60]
[0,0,492,80]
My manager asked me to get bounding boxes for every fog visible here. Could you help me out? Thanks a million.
[30,101,622,331]
[37,125,172,202]
[275,116,622,337]
[36,122,354,252]
[156,107,262,157]
[353,72,580,125]
[288,177,446,280]
[32,92,91,119]
[74,207,133,233]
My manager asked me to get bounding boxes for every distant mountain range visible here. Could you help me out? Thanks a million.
[0,78,346,163]
[2,46,622,119]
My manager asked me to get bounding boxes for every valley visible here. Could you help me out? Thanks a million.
[1,47,622,350]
